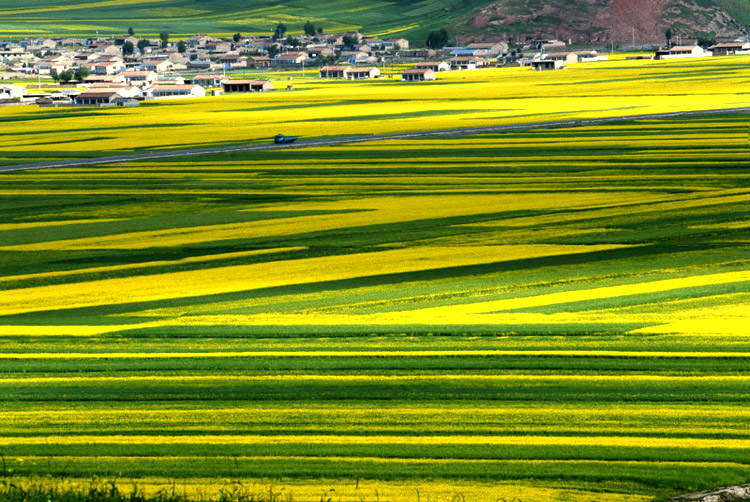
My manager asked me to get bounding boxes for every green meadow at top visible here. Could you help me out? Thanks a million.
[0,0,488,40]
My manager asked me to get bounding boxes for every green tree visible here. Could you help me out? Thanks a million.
[665,27,673,48]
[128,26,134,36]
[426,28,449,49]
[59,69,73,83]
[50,69,60,82]
[304,20,315,37]
[697,33,715,49]
[233,32,241,43]
[159,31,169,48]
[285,35,300,47]
[137,39,150,52]
[273,22,287,39]
[177,41,187,53]
[342,34,358,48]
[267,45,280,58]
[317,27,324,35]
[122,40,134,56]
[74,66,90,81]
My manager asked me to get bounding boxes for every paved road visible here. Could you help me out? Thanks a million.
[1,107,748,173]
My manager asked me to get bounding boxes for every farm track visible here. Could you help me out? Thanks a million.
[2,106,748,173]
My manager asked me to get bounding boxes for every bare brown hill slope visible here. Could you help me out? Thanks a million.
[460,0,747,44]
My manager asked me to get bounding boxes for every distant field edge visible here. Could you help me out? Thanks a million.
[2,106,748,174]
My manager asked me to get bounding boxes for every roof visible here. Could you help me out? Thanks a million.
[709,42,748,48]
[402,68,433,74]
[348,66,377,72]
[222,79,271,85]
[77,91,119,98]
[667,45,700,50]
[274,52,306,58]
[320,66,350,71]
[450,56,486,62]
[123,71,155,76]
[416,61,448,66]
[193,74,225,79]
[151,84,200,91]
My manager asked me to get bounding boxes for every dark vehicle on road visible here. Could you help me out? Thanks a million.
[274,134,298,144]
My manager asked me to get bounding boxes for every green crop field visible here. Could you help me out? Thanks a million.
[1,103,750,501]
[0,0,489,40]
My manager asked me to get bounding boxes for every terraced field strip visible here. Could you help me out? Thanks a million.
[2,106,748,173]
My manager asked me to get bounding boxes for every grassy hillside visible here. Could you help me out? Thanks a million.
[0,0,488,40]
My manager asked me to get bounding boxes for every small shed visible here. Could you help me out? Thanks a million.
[74,90,121,105]
[415,62,451,72]
[346,67,380,79]
[320,65,351,79]
[531,59,563,71]
[401,68,436,81]
[222,79,274,92]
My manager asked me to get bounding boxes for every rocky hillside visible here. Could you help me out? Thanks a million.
[457,0,748,44]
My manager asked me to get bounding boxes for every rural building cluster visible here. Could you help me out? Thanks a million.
[1,30,748,106]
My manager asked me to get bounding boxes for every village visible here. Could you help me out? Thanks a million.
[1,28,749,107]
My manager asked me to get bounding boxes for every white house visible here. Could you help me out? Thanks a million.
[415,62,451,72]
[191,74,229,87]
[92,60,124,75]
[0,84,25,99]
[346,66,380,79]
[121,70,158,87]
[273,52,308,66]
[143,59,174,72]
[655,45,708,59]
[146,84,205,99]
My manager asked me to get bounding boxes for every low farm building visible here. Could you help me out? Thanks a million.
[146,84,205,99]
[531,59,564,71]
[84,74,126,85]
[576,51,609,62]
[246,56,271,68]
[273,52,308,65]
[0,84,25,99]
[89,83,141,98]
[401,68,435,81]
[320,66,350,78]
[191,74,228,87]
[346,67,380,79]
[415,62,451,72]
[543,52,579,64]
[74,90,122,105]
[222,79,273,92]
[655,45,708,59]
[708,42,750,56]
[450,56,489,70]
